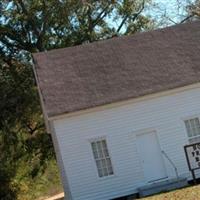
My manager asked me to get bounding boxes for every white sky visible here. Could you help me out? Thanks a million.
[148,0,196,25]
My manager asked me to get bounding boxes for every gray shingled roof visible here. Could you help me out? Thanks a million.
[33,21,200,118]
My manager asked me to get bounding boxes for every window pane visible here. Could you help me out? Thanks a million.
[96,160,102,169]
[108,166,114,175]
[97,141,103,158]
[101,140,107,149]
[91,142,99,159]
[188,129,193,137]
[93,150,98,159]
[195,118,200,125]
[195,118,200,135]
[106,158,112,167]
[185,118,200,142]
[98,168,103,177]
[91,142,97,151]
[100,140,108,157]
[191,119,196,127]
[192,127,197,137]
[104,148,109,157]
[101,159,107,168]
[185,120,192,137]
[102,168,108,176]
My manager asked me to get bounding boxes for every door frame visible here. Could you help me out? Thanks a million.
[135,128,168,183]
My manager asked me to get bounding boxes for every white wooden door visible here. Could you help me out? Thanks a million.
[136,131,167,182]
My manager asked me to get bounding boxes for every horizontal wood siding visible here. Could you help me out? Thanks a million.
[53,87,200,200]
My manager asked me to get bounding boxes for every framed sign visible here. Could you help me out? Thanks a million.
[184,142,200,170]
[184,142,200,183]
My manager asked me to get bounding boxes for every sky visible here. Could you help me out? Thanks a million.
[107,0,196,33]
[148,0,196,25]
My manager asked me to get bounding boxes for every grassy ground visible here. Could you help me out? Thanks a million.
[141,184,200,200]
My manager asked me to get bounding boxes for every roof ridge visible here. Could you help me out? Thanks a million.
[33,20,200,56]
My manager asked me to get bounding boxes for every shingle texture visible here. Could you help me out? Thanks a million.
[33,21,200,118]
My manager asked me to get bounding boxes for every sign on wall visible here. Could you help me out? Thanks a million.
[184,142,200,183]
[184,143,200,170]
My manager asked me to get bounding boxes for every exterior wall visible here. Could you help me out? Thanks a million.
[50,122,72,200]
[52,86,200,200]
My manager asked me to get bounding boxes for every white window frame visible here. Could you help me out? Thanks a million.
[184,116,200,144]
[90,137,114,178]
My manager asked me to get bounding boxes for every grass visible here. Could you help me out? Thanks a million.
[141,184,200,200]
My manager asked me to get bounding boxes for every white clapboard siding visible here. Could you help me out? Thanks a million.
[52,86,200,200]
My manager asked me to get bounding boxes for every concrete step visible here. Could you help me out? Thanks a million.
[138,177,188,197]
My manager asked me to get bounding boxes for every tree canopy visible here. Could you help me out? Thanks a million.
[0,1,154,199]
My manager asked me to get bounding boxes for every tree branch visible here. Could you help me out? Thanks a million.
[36,0,49,51]
[116,0,145,33]
[26,122,43,135]
[117,15,129,33]
[93,4,111,27]
[180,14,194,23]
[16,0,40,37]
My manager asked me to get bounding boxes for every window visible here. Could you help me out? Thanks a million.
[91,139,114,177]
[184,117,200,144]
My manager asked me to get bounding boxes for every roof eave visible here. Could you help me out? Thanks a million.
[48,82,200,121]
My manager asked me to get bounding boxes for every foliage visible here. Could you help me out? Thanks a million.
[15,159,62,200]
[187,0,200,19]
[0,0,154,199]
[0,0,153,55]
